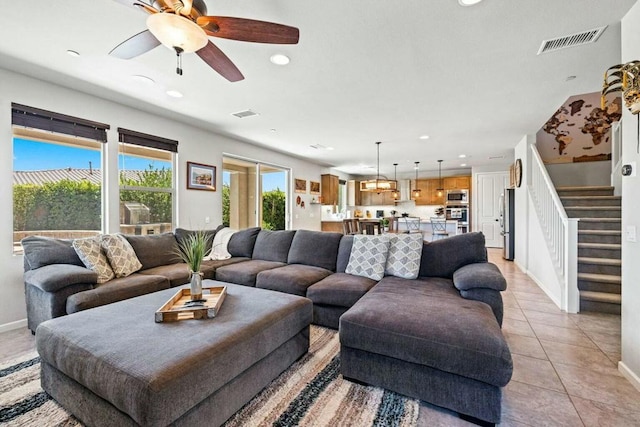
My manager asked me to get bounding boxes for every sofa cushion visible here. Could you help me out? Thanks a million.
[174,226,222,253]
[72,237,115,284]
[385,233,423,279]
[124,233,180,270]
[66,274,170,313]
[22,236,84,270]
[138,263,214,287]
[215,259,286,287]
[227,227,261,258]
[101,234,142,278]
[24,264,97,293]
[336,235,354,273]
[419,232,488,279]
[307,272,377,308]
[340,279,513,387]
[252,230,296,262]
[345,234,390,281]
[453,262,507,291]
[201,257,250,272]
[287,230,343,271]
[256,264,332,296]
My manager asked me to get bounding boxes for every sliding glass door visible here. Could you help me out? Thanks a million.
[222,156,290,230]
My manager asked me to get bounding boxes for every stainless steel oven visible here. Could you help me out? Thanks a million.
[446,189,469,205]
[446,206,469,233]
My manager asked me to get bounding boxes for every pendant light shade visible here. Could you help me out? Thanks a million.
[436,159,444,198]
[360,142,397,192]
[392,163,400,200]
[412,162,421,199]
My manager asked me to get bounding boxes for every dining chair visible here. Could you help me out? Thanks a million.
[403,217,422,234]
[342,219,360,235]
[430,217,449,241]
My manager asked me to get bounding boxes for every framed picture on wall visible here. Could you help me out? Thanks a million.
[294,178,307,193]
[187,161,216,191]
[310,181,321,195]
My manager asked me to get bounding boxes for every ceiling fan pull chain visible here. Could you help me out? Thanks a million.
[175,47,184,75]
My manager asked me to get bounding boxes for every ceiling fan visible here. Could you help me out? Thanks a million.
[109,0,300,82]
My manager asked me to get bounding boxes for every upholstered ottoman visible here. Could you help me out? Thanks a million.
[36,282,312,427]
[339,279,512,426]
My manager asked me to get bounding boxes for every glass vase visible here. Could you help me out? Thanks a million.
[190,271,203,301]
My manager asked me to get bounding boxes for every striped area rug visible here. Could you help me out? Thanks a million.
[0,327,418,427]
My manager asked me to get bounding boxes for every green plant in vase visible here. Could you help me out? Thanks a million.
[176,231,212,303]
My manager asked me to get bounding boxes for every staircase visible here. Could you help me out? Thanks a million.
[557,186,621,314]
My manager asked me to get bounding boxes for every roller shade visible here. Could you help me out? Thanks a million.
[118,128,178,153]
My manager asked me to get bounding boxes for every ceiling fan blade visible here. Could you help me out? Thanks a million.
[109,30,161,59]
[196,16,299,44]
[112,0,158,14]
[196,41,244,82]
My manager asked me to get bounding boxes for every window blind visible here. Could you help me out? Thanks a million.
[118,128,178,153]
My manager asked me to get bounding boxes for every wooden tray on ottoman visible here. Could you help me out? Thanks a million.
[155,286,227,322]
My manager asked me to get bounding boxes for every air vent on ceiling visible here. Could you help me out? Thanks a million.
[537,26,607,55]
[231,109,259,118]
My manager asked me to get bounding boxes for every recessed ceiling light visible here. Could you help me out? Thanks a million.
[270,54,290,65]
[461,163,467,167]
[458,0,483,6]
[458,154,467,158]
[166,90,183,98]
[326,146,335,151]
[66,50,80,57]
[270,128,277,132]
[131,75,155,85]
[419,135,430,140]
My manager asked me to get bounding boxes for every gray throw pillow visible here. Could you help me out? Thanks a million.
[385,233,423,279]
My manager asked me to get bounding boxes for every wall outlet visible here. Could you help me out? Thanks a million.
[626,225,637,242]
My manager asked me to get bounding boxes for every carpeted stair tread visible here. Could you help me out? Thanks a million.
[565,206,621,210]
[560,195,621,199]
[578,257,622,266]
[580,291,622,304]
[578,230,622,235]
[579,218,621,223]
[578,272,621,284]
[578,242,621,249]
[556,186,614,191]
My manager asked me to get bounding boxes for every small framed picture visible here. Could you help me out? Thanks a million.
[187,161,216,191]
[294,178,307,193]
[310,181,321,195]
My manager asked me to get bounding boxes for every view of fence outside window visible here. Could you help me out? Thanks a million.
[118,142,174,235]
[12,136,103,253]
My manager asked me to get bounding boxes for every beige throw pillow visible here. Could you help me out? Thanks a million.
[101,234,142,278]
[72,237,115,284]
[345,234,390,281]
[385,233,423,279]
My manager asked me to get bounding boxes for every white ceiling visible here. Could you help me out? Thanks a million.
[0,0,636,178]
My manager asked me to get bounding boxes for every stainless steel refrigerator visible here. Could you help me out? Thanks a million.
[500,188,515,261]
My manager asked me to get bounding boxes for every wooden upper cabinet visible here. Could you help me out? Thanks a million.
[321,174,339,205]
[444,176,471,190]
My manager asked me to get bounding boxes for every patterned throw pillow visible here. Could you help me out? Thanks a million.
[72,237,115,284]
[345,234,390,281]
[101,234,143,278]
[385,233,424,279]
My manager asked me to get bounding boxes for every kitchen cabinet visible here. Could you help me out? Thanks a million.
[358,188,395,206]
[444,176,471,190]
[414,179,444,205]
[321,174,339,205]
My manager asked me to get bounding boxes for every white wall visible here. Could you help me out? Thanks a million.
[620,1,640,390]
[0,68,324,329]
[546,161,610,187]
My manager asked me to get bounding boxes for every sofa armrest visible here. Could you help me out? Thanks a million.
[453,262,506,292]
[24,264,97,293]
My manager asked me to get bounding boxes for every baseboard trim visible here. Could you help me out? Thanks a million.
[513,259,527,274]
[0,318,28,334]
[526,270,562,308]
[619,361,640,392]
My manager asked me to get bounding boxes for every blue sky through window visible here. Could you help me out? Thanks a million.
[222,170,285,192]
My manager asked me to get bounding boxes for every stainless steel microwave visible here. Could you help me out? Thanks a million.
[446,189,469,205]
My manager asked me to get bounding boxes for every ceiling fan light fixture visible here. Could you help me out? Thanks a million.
[458,0,483,6]
[147,13,208,53]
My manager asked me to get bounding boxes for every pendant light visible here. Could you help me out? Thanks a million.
[361,142,397,192]
[436,159,444,197]
[392,163,400,200]
[412,162,421,199]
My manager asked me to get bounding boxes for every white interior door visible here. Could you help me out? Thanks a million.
[475,172,509,248]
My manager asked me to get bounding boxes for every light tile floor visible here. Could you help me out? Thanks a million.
[418,248,640,426]
[2,249,639,426]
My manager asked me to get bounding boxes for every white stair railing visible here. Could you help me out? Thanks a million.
[529,145,579,313]
[611,121,622,196]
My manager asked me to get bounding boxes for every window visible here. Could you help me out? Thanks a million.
[118,128,177,235]
[12,104,109,253]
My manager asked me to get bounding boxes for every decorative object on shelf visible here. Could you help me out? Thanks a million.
[294,178,307,193]
[390,210,397,217]
[412,162,421,199]
[391,163,400,200]
[366,210,372,218]
[186,161,216,191]
[296,195,302,206]
[603,61,640,152]
[310,181,321,195]
[361,142,398,193]
[175,231,212,303]
[436,160,444,197]
[381,218,390,231]
[300,200,306,209]
[514,158,523,188]
[435,206,445,217]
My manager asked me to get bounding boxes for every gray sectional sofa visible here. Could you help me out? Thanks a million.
[22,227,512,425]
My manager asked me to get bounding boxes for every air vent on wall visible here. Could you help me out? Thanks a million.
[231,109,259,118]
[537,26,607,55]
